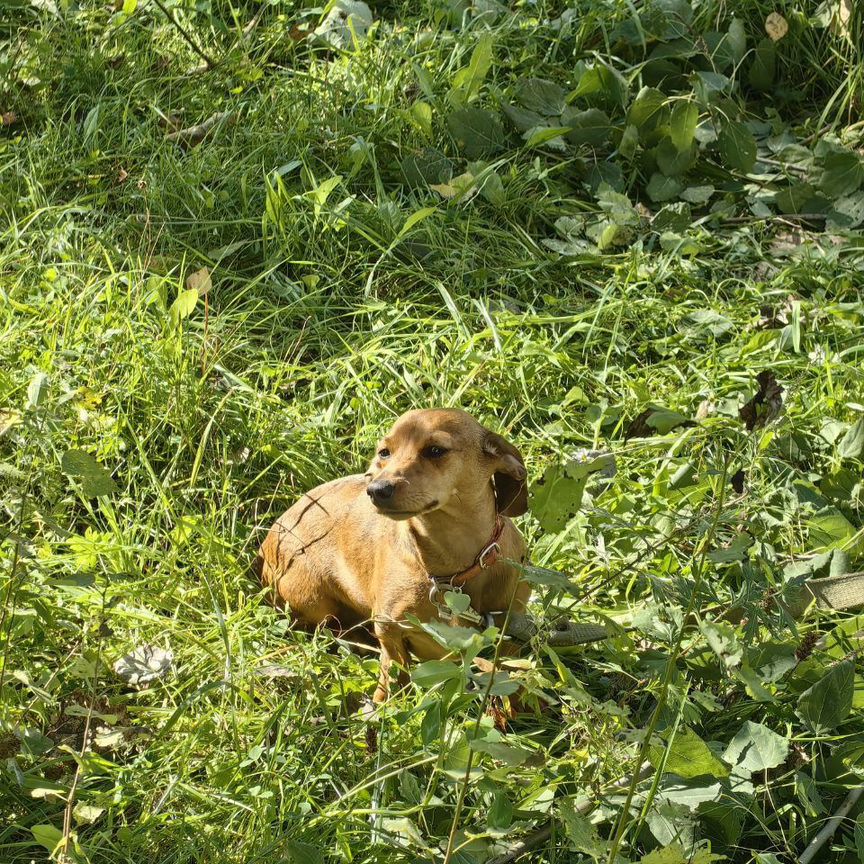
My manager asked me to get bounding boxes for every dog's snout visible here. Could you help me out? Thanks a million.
[367,479,395,504]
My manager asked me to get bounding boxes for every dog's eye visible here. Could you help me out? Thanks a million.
[423,446,448,459]
[377,448,390,459]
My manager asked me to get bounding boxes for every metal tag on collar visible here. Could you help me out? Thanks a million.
[477,541,500,569]
[429,580,456,618]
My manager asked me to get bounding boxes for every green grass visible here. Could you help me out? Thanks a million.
[2,0,864,862]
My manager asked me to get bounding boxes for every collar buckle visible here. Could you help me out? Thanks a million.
[477,541,501,569]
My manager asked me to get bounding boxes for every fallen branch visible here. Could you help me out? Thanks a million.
[165,111,235,147]
[799,786,863,864]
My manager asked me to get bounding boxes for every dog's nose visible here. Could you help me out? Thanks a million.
[367,480,395,504]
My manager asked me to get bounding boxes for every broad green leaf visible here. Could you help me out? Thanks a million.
[727,17,747,64]
[513,77,567,116]
[619,123,640,159]
[514,561,575,591]
[530,459,589,533]
[380,817,429,851]
[523,126,570,149]
[822,615,864,660]
[775,182,823,214]
[698,801,743,845]
[420,703,440,744]
[748,38,776,91]
[308,174,342,207]
[669,100,698,150]
[681,184,715,204]
[73,803,105,825]
[27,777,66,799]
[31,825,63,853]
[632,602,683,643]
[409,101,433,138]
[737,662,776,702]
[628,87,667,136]
[469,737,532,765]
[26,371,49,409]
[656,138,693,176]
[411,659,462,688]
[61,449,117,497]
[561,107,612,147]
[680,309,733,336]
[707,533,754,564]
[701,620,743,665]
[432,172,475,200]
[808,506,858,551]
[501,102,545,132]
[646,799,696,848]
[443,590,471,615]
[122,0,137,14]
[420,619,485,652]
[642,844,688,864]
[559,798,609,859]
[829,191,864,228]
[659,229,700,256]
[650,726,730,779]
[722,721,788,773]
[487,790,513,830]
[796,660,855,733]
[659,779,723,811]
[654,201,692,233]
[569,62,626,107]
[646,408,690,434]
[446,108,505,159]
[400,148,452,186]
[838,417,864,459]
[284,840,324,864]
[748,642,798,682]
[646,172,683,202]
[818,149,864,198]
[718,121,756,173]
[113,644,172,684]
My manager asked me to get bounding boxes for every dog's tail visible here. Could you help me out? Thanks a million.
[250,551,265,585]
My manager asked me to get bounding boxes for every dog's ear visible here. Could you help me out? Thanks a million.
[483,430,528,517]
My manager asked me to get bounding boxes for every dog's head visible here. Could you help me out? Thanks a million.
[365,409,528,520]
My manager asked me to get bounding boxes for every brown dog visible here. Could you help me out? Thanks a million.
[256,408,530,702]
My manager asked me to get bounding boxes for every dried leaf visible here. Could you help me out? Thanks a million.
[114,645,173,686]
[186,266,212,296]
[765,12,788,41]
[739,371,783,431]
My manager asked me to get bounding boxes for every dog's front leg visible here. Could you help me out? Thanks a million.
[373,620,410,703]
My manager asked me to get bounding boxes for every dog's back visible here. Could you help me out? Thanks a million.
[258,475,373,628]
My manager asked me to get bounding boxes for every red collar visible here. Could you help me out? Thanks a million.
[430,515,505,588]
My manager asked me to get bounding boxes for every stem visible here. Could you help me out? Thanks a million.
[442,593,520,863]
[0,477,30,710]
[604,455,731,864]
[151,0,218,69]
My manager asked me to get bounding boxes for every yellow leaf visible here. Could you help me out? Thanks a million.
[430,172,476,201]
